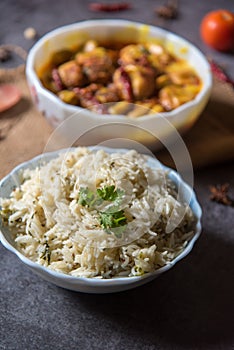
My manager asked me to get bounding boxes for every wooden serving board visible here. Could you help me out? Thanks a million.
[0,68,234,179]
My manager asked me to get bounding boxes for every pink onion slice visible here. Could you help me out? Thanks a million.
[0,84,21,113]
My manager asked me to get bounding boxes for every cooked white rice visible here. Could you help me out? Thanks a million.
[0,147,195,278]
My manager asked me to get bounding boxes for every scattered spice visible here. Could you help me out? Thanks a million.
[24,27,37,40]
[89,2,131,12]
[0,44,27,62]
[155,0,178,19]
[0,47,11,62]
[209,59,234,89]
[209,183,234,206]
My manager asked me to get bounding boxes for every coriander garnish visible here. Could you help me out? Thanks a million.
[78,185,127,238]
[99,210,127,229]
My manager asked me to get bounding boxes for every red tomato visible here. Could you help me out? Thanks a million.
[200,9,234,52]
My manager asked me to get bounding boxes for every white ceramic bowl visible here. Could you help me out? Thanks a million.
[26,20,212,148]
[0,146,202,293]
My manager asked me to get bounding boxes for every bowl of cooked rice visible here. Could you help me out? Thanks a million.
[0,146,202,293]
[26,19,212,148]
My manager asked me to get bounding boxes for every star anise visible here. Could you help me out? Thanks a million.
[209,183,233,206]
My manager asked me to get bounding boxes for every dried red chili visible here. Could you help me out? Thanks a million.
[89,2,131,12]
[209,59,234,89]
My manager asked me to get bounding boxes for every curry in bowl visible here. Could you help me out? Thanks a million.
[38,39,202,117]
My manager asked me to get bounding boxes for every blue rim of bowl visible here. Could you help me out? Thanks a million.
[0,146,202,286]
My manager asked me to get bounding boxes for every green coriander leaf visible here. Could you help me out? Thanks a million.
[97,185,123,202]
[78,187,95,207]
[105,226,126,239]
[139,45,149,54]
[111,226,126,239]
[99,212,113,229]
[99,210,127,229]
[78,186,127,239]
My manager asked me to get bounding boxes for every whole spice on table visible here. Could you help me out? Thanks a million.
[0,45,27,62]
[209,183,233,206]
[155,0,178,19]
[89,2,131,12]
[209,59,234,89]
[0,47,11,62]
[24,27,37,40]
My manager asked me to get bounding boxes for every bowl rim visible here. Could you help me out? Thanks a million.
[0,146,202,286]
[26,19,212,122]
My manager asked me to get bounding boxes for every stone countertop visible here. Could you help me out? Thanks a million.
[1,1,234,349]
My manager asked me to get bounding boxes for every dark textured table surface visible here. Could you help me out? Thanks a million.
[1,1,234,349]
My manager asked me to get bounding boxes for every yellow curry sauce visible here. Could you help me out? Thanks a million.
[39,40,202,117]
